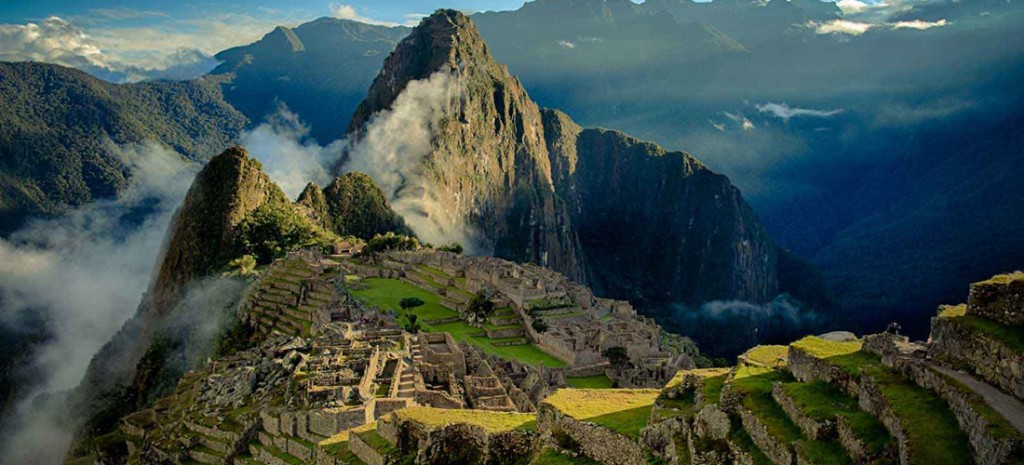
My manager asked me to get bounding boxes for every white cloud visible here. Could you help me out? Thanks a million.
[557,40,576,49]
[342,71,476,249]
[329,3,400,27]
[0,143,196,464]
[722,111,755,131]
[892,19,948,30]
[0,16,220,82]
[810,19,876,35]
[240,105,337,199]
[756,102,845,121]
[836,0,870,15]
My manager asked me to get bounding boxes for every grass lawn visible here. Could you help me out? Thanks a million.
[703,374,727,405]
[394,406,536,432]
[351,278,457,321]
[567,374,614,389]
[352,278,565,367]
[543,389,659,439]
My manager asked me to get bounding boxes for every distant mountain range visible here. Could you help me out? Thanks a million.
[186,0,1024,338]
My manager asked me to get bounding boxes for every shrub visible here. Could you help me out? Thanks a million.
[438,243,464,254]
[602,346,629,367]
[400,297,425,310]
[532,319,548,333]
[467,292,496,322]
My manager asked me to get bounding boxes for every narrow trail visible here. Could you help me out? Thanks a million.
[929,362,1024,435]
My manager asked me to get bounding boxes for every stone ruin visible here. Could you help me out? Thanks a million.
[346,250,695,387]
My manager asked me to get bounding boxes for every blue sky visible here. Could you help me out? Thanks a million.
[0,1,531,25]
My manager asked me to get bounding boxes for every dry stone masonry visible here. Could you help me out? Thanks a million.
[71,253,1024,465]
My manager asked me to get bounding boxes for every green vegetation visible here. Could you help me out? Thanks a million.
[797,439,854,465]
[566,374,614,389]
[438,243,464,254]
[400,297,425,310]
[362,232,420,259]
[781,382,891,456]
[741,345,788,368]
[531,447,602,465]
[544,389,659,439]
[351,278,565,367]
[393,406,537,433]
[322,172,412,240]
[0,62,246,235]
[943,311,1024,354]
[796,337,974,465]
[602,346,629,367]
[730,417,774,465]
[790,336,862,359]
[702,374,727,405]
[235,201,337,264]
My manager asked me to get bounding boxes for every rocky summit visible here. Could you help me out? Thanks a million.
[344,10,829,314]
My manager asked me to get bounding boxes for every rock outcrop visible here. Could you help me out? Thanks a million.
[347,9,585,282]
[343,10,825,314]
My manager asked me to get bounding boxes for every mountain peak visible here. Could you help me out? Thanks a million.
[347,9,496,132]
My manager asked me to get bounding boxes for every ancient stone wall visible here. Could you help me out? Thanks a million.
[930,316,1024,400]
[969,278,1024,326]
[889,357,1024,465]
[738,408,794,465]
[536,403,648,465]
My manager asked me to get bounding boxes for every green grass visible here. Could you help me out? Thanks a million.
[702,374,727,405]
[797,439,855,465]
[948,313,1024,354]
[531,447,602,465]
[351,277,457,321]
[394,406,537,432]
[741,345,789,368]
[353,278,565,367]
[803,346,975,465]
[790,336,863,359]
[319,432,366,464]
[781,382,892,456]
[356,428,396,455]
[567,374,614,389]
[544,389,658,439]
[730,417,774,465]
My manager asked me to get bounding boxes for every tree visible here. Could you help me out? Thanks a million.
[361,232,420,260]
[404,314,422,334]
[532,318,548,333]
[400,297,425,310]
[467,291,496,323]
[439,243,464,254]
[602,346,629,368]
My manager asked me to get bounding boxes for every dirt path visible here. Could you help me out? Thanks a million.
[930,363,1024,434]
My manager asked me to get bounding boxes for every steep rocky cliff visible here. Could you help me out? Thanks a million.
[68,147,338,447]
[543,109,778,306]
[347,10,586,282]
[346,10,823,315]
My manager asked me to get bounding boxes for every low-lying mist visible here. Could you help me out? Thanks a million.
[0,142,197,462]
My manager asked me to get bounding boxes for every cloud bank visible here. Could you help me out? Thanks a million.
[0,143,197,463]
[342,71,473,249]
[240,105,337,199]
[0,16,219,82]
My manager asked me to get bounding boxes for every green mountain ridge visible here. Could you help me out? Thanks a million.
[0,62,247,235]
